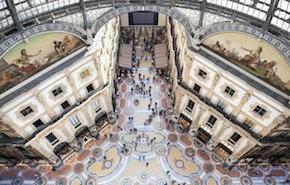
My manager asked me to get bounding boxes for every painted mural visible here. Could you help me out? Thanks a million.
[0,33,85,94]
[202,32,290,95]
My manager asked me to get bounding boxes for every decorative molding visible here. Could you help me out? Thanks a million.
[0,22,87,57]
[201,21,290,64]
[91,5,194,36]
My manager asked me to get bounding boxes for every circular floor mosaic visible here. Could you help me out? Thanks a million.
[92,148,103,158]
[264,176,275,185]
[12,177,23,185]
[139,171,150,182]
[56,177,67,185]
[153,121,164,131]
[124,107,134,115]
[281,163,290,170]
[125,78,133,85]
[185,148,195,158]
[86,178,97,185]
[125,93,134,99]
[122,146,132,156]
[123,122,134,131]
[193,139,204,148]
[241,176,252,185]
[221,177,232,185]
[168,134,178,143]
[211,153,222,163]
[175,159,185,168]
[103,160,113,169]
[156,178,167,185]
[155,145,166,156]
[35,177,47,185]
[153,78,161,84]
[191,177,202,185]
[121,178,132,185]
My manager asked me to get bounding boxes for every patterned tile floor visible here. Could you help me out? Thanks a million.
[1,58,290,185]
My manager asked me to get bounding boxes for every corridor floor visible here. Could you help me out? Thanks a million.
[0,50,290,185]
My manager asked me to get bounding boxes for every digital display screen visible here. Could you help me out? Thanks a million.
[129,11,158,25]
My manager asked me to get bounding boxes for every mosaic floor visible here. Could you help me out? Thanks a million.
[1,54,290,185]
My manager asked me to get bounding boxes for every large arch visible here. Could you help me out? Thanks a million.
[0,22,87,57]
[201,21,290,62]
[91,5,195,37]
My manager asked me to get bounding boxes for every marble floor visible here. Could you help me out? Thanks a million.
[0,56,290,185]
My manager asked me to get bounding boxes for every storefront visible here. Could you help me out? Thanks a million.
[53,142,74,160]
[75,126,91,144]
[213,143,233,160]
[178,113,192,132]
[196,128,212,144]
[94,111,111,137]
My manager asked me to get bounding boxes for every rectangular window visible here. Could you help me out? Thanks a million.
[80,69,90,79]
[69,115,81,128]
[198,69,207,79]
[206,115,217,128]
[61,101,70,110]
[224,86,235,96]
[186,100,195,112]
[20,106,34,117]
[193,83,201,93]
[228,132,241,145]
[52,87,63,97]
[92,99,101,113]
[86,84,94,93]
[253,106,267,116]
[32,119,44,129]
[45,133,59,145]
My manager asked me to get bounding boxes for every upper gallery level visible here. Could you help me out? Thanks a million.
[0,17,120,142]
[168,19,290,140]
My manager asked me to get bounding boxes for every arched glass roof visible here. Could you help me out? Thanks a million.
[0,0,289,42]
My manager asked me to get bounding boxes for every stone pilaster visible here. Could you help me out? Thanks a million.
[231,92,251,117]
[194,106,206,126]
[65,70,81,100]
[35,93,57,118]
[206,73,220,99]
[212,123,227,141]
[93,57,104,85]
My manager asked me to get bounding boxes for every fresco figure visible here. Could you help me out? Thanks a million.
[265,61,277,77]
[53,41,64,54]
[212,41,226,54]
[14,49,41,73]
[240,46,263,68]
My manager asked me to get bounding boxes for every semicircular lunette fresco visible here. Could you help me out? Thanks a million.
[202,32,290,95]
[0,32,85,94]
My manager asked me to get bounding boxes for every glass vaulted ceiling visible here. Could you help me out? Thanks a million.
[0,0,289,36]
